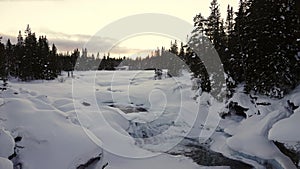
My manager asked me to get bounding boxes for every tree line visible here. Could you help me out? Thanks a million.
[0,25,70,81]
[0,25,125,81]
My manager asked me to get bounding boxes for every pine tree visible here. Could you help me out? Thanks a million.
[206,0,222,49]
[193,13,207,37]
[228,0,248,83]
[226,5,234,36]
[36,36,46,79]
[0,38,7,83]
[17,30,23,45]
[223,5,237,96]
[40,36,52,79]
[168,40,180,76]
[69,49,79,77]
[242,0,300,97]
[188,12,212,92]
[14,31,24,78]
[218,19,228,63]
[5,39,14,77]
[50,44,59,77]
[21,25,37,81]
[170,40,178,55]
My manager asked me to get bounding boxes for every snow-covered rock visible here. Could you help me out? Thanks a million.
[269,108,300,142]
[269,85,300,142]
[0,128,14,158]
[223,85,300,169]
[0,98,101,169]
[0,157,13,169]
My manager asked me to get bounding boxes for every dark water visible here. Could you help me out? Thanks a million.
[167,141,253,169]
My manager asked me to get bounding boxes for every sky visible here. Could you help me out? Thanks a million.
[0,0,239,58]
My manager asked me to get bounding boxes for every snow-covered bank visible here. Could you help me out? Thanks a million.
[215,85,300,169]
[0,71,299,169]
[0,71,222,169]
[0,95,102,169]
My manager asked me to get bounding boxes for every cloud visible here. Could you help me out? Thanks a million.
[0,34,17,44]
[1,31,148,57]
[39,30,151,56]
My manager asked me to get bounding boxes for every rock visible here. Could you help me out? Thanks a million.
[76,154,102,169]
[14,136,22,143]
[82,102,91,106]
[287,100,299,111]
[221,101,248,119]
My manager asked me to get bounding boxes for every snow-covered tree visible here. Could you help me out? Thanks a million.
[243,0,300,97]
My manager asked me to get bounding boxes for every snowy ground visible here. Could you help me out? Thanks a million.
[0,71,299,169]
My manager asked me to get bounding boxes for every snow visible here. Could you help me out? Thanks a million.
[0,98,4,106]
[0,98,101,169]
[220,84,300,169]
[269,108,300,141]
[226,109,296,169]
[0,70,299,169]
[269,86,300,142]
[0,71,213,169]
[0,157,13,169]
[71,70,218,156]
[0,128,14,158]
[102,152,219,169]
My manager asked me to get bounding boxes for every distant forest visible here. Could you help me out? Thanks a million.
[1,0,300,98]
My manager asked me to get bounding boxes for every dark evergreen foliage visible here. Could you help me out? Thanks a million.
[189,0,300,98]
[0,25,61,81]
[0,38,7,82]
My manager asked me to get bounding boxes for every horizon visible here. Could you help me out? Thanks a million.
[0,0,239,58]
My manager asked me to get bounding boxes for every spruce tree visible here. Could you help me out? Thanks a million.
[206,0,221,50]
[228,0,248,83]
[50,44,59,77]
[0,38,7,83]
[5,39,14,77]
[21,25,37,81]
[14,31,24,78]
[226,5,234,36]
[243,0,300,97]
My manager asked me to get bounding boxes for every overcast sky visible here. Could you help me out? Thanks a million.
[0,0,239,58]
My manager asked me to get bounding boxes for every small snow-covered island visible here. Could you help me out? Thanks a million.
[0,0,300,169]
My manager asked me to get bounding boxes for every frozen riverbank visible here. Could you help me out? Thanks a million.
[0,71,299,169]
